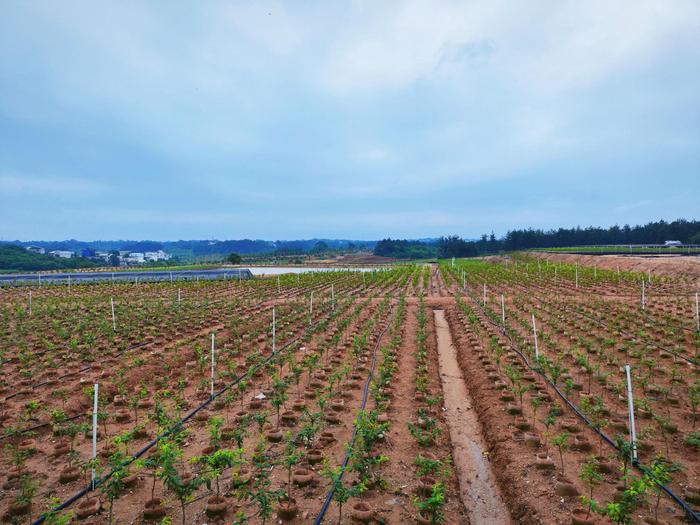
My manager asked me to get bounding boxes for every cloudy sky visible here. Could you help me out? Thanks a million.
[1,1,698,241]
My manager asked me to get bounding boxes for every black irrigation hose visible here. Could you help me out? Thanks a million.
[461,289,700,523]
[484,279,699,368]
[554,299,699,367]
[1,297,299,436]
[312,303,396,525]
[2,342,152,404]
[30,310,332,525]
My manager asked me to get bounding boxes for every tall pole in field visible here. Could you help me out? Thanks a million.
[462,271,466,291]
[647,269,651,285]
[625,365,638,463]
[170,271,173,283]
[272,308,276,354]
[111,272,114,284]
[178,288,181,306]
[575,265,579,288]
[451,257,455,268]
[695,292,699,333]
[91,383,99,489]
[110,297,116,331]
[331,283,335,310]
[38,273,42,287]
[532,314,539,360]
[594,265,597,280]
[68,275,71,290]
[483,283,487,304]
[210,333,215,400]
[641,280,646,310]
[277,275,281,295]
[310,291,314,324]
[501,294,505,329]
[28,291,32,316]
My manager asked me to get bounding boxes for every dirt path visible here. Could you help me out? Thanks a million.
[433,309,512,525]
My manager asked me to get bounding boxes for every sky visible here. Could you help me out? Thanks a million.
[1,1,699,241]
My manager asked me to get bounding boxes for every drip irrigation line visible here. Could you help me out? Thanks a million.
[460,289,700,523]
[553,301,699,367]
[483,279,698,367]
[30,305,343,525]
[312,302,397,525]
[0,412,86,442]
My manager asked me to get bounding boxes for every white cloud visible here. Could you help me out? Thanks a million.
[319,0,700,94]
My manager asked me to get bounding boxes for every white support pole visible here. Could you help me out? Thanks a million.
[28,290,32,315]
[362,272,365,286]
[647,269,651,286]
[170,271,173,283]
[451,256,455,268]
[462,272,466,291]
[310,291,314,322]
[91,383,98,489]
[111,272,114,284]
[210,333,215,400]
[68,275,71,290]
[483,283,487,304]
[38,273,42,286]
[575,265,579,288]
[695,292,699,333]
[178,288,181,306]
[135,275,138,285]
[625,365,638,463]
[277,275,281,295]
[110,297,116,332]
[501,294,505,328]
[272,308,276,353]
[532,314,539,359]
[554,266,558,284]
[331,283,335,309]
[641,280,646,310]
[594,265,597,280]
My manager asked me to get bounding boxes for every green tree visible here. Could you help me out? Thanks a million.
[226,253,242,264]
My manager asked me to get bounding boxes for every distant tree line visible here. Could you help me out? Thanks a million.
[373,219,700,259]
[502,219,700,250]
[374,239,438,259]
[0,245,98,272]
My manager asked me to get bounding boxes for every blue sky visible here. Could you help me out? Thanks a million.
[1,1,699,241]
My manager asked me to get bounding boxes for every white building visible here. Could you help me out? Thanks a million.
[25,246,45,254]
[126,252,145,263]
[49,250,74,258]
[144,250,170,261]
[664,240,682,247]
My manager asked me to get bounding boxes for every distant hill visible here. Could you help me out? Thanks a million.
[0,244,98,272]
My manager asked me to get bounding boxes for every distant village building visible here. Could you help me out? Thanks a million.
[49,250,74,258]
[144,250,170,261]
[124,252,145,264]
[81,248,171,265]
[664,240,682,247]
[25,246,45,254]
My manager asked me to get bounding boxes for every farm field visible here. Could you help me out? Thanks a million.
[0,258,698,525]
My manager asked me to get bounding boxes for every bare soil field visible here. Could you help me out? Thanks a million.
[0,259,698,525]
